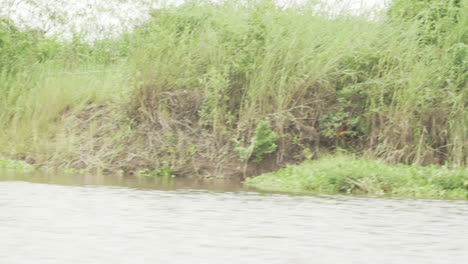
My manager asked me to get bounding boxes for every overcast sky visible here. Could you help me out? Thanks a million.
[0,0,390,41]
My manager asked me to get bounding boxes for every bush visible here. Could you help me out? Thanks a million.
[237,120,278,162]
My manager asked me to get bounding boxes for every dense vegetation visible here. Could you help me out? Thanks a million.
[0,0,466,179]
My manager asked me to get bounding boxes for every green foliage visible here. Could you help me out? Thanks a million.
[0,19,56,72]
[447,43,468,86]
[0,0,466,175]
[237,120,278,162]
[0,159,35,171]
[126,0,467,166]
[246,155,468,199]
[388,0,464,45]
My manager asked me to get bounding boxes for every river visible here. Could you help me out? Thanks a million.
[1,171,467,264]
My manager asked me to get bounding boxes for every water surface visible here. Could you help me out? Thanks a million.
[1,171,467,264]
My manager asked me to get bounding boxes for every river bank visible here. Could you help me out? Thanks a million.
[3,156,467,199]
[1,1,466,185]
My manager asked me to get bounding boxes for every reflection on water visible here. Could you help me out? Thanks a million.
[0,170,244,191]
[1,171,467,264]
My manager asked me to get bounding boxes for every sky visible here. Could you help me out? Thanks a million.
[0,0,390,41]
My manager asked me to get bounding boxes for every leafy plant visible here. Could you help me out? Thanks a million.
[237,120,278,163]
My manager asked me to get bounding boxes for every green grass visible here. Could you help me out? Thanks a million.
[0,159,35,171]
[0,60,130,167]
[245,155,468,199]
[0,0,466,177]
[126,0,467,167]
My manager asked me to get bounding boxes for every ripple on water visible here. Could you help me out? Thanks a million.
[0,177,467,264]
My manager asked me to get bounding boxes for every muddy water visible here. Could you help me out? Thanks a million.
[1,171,467,264]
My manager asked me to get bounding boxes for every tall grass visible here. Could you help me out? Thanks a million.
[0,62,128,162]
[127,0,467,167]
[0,0,466,174]
[0,18,130,166]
